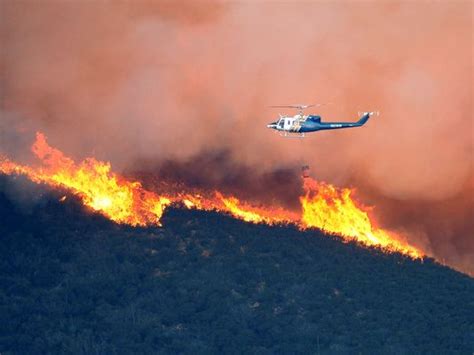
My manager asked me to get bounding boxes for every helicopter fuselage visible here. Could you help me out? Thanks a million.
[267,112,372,135]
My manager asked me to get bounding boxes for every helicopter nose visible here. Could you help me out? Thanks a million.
[267,122,277,129]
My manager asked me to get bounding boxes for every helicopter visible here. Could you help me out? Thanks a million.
[266,104,378,137]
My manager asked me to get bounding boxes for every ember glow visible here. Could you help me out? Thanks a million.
[0,133,422,258]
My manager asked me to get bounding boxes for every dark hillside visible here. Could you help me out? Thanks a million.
[0,176,473,354]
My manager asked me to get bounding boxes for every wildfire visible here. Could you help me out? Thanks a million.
[0,132,422,258]
[0,133,171,226]
[301,178,422,258]
[176,191,299,225]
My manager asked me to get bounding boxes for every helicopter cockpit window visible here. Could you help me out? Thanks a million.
[278,119,284,128]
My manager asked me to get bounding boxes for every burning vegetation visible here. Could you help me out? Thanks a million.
[0,132,421,258]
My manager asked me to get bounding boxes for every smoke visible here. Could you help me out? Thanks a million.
[131,150,304,210]
[1,1,472,272]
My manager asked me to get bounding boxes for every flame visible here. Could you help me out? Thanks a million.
[177,191,298,225]
[300,178,422,258]
[0,132,422,258]
[217,192,299,225]
[0,133,171,226]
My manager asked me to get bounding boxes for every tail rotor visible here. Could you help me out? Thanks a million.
[357,111,380,117]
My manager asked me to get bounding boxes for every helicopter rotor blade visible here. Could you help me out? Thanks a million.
[269,102,332,110]
[269,105,303,109]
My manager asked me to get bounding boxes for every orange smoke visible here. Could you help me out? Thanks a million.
[0,132,422,258]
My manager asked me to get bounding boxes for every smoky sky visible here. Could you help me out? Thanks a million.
[0,1,472,274]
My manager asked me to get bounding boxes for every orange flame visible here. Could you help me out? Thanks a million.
[300,178,422,258]
[0,133,171,226]
[0,132,422,258]
[176,191,298,225]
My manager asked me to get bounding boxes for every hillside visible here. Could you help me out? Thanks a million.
[0,176,473,354]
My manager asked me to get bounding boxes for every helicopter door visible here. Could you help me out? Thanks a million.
[284,118,292,130]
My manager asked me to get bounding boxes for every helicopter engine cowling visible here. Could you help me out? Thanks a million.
[307,115,321,122]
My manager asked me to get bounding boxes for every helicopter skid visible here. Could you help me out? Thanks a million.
[279,132,305,138]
